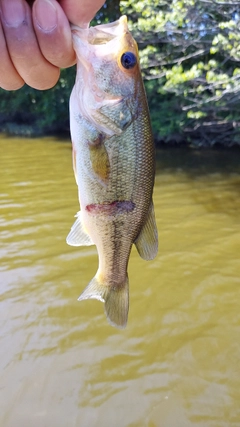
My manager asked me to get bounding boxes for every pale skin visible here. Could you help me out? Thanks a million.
[0,0,105,90]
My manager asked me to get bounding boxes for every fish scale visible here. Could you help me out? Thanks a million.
[67,16,158,328]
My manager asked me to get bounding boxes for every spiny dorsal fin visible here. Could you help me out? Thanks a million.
[78,273,129,329]
[66,212,94,246]
[135,201,158,261]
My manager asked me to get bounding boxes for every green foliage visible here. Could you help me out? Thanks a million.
[0,67,76,136]
[121,0,240,146]
[1,0,240,146]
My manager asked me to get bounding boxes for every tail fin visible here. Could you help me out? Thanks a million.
[78,274,129,329]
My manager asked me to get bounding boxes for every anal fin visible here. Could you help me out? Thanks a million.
[66,211,94,246]
[135,201,158,261]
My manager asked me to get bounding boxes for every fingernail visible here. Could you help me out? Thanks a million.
[34,0,57,32]
[1,0,26,27]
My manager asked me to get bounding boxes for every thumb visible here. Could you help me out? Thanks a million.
[60,0,105,27]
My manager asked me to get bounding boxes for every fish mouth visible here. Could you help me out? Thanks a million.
[71,15,129,46]
[71,16,136,136]
[86,200,135,216]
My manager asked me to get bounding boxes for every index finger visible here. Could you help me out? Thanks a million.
[0,0,60,89]
[32,0,76,69]
[0,19,24,89]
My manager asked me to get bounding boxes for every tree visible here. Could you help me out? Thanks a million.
[1,0,240,146]
[0,67,76,136]
[121,0,240,146]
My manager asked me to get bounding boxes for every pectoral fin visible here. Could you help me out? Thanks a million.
[66,212,94,246]
[135,201,158,260]
[89,139,110,184]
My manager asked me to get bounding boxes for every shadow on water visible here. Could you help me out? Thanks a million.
[155,147,240,217]
[156,146,240,177]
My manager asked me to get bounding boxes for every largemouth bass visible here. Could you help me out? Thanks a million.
[67,16,158,329]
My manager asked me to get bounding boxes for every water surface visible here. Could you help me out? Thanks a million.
[0,136,240,427]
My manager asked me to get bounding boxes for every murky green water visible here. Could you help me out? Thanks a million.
[0,136,240,427]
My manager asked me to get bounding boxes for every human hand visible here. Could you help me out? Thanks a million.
[0,0,105,90]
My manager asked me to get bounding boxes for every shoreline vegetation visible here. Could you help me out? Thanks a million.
[1,125,240,150]
[1,0,240,149]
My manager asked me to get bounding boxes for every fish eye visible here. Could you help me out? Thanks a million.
[121,52,137,70]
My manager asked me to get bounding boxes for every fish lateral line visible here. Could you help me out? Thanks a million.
[86,200,135,215]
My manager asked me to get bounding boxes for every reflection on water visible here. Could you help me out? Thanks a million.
[0,136,240,427]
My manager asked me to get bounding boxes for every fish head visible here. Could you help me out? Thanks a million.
[71,16,142,135]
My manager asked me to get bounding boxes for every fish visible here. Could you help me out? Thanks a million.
[67,16,158,329]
